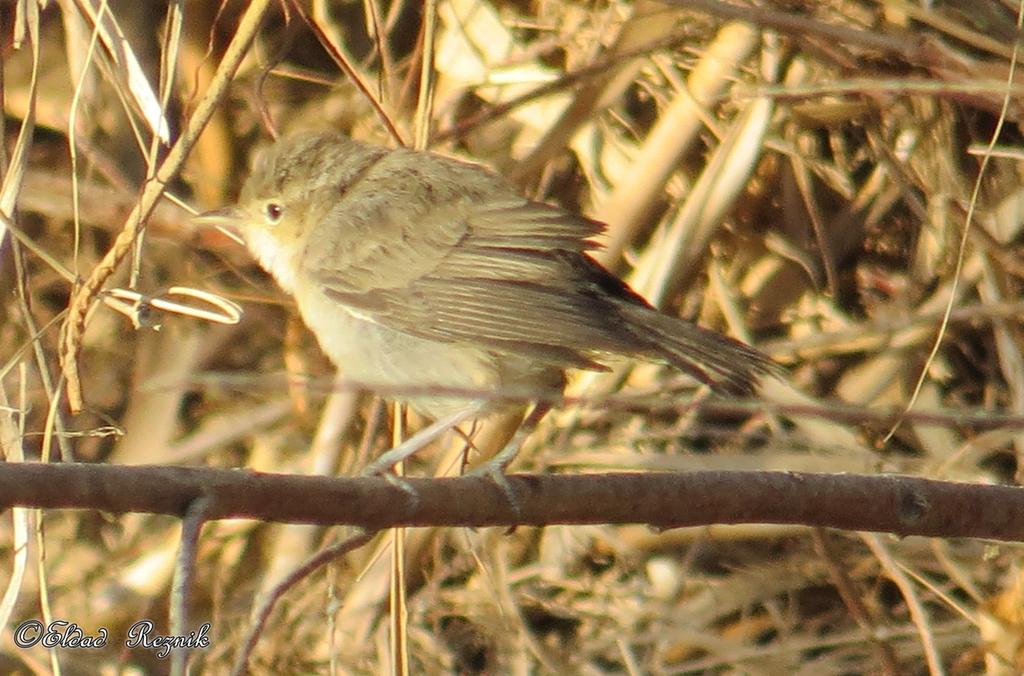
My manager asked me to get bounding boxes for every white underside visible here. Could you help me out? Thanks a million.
[247,226,557,418]
[296,281,501,418]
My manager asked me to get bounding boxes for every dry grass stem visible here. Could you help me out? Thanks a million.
[4,0,1024,672]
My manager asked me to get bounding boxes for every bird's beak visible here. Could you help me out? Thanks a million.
[192,206,248,228]
[193,206,249,246]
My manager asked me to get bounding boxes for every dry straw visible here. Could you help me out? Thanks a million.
[3,0,1024,673]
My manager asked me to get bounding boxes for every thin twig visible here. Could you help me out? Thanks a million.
[59,0,274,412]
[230,530,377,676]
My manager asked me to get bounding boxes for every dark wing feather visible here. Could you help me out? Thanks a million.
[310,205,636,367]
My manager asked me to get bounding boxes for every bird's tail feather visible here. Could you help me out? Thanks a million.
[617,302,779,395]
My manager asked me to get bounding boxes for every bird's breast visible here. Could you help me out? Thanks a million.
[293,283,507,419]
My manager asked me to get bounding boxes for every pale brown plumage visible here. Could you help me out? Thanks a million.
[200,131,778,419]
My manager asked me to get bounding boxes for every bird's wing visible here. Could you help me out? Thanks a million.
[303,184,645,370]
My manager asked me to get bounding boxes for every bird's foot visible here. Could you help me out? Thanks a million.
[362,464,421,511]
[468,442,523,520]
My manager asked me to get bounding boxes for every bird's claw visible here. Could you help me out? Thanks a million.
[468,457,522,520]
[363,465,421,512]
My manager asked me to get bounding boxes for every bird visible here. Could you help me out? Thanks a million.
[197,130,778,479]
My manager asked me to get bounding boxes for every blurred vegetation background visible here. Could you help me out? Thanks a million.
[3,0,1024,673]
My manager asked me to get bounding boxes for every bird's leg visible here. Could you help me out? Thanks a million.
[481,401,552,471]
[362,404,483,477]
[469,401,553,517]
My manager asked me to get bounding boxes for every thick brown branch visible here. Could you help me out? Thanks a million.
[1,463,1022,541]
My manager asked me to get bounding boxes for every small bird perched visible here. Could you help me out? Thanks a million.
[198,131,777,475]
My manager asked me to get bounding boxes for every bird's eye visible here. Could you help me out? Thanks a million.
[263,202,284,224]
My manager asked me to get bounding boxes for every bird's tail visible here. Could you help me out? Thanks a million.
[617,301,780,395]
